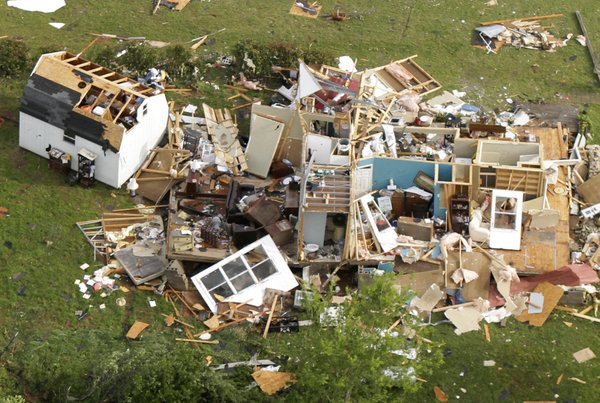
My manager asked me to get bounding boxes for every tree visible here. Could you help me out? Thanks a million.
[270,274,443,402]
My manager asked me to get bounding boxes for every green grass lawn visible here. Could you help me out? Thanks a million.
[2,0,600,401]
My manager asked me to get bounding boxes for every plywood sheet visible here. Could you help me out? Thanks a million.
[126,321,149,339]
[394,262,443,295]
[289,2,322,18]
[252,369,296,395]
[575,173,600,204]
[516,282,564,326]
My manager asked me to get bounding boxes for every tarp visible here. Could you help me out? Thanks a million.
[7,0,65,13]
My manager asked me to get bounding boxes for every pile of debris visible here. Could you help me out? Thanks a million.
[473,13,569,53]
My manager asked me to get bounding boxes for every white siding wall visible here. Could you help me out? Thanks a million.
[19,113,67,159]
[117,94,168,186]
[75,136,120,188]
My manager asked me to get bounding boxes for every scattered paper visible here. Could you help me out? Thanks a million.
[80,263,89,270]
[48,22,65,29]
[483,360,496,367]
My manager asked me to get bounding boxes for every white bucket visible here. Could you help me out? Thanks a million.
[419,115,432,127]
[304,243,319,259]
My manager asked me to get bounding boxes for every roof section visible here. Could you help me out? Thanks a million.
[22,51,162,151]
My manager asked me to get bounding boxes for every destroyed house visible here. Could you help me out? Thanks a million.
[19,51,169,188]
[285,58,575,275]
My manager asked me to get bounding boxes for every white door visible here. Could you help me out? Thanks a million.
[489,189,523,250]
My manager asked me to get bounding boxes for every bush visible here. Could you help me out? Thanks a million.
[88,44,121,70]
[268,274,444,402]
[232,39,334,78]
[0,39,30,78]
[119,43,162,76]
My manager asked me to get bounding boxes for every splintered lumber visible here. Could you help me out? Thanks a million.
[194,311,264,337]
[167,286,198,318]
[262,295,279,338]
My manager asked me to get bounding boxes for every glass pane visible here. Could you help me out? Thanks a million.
[493,196,518,230]
[230,272,255,292]
[252,259,277,281]
[493,213,517,230]
[367,201,390,231]
[211,283,234,299]
[222,258,247,278]
[245,245,269,266]
[201,269,226,290]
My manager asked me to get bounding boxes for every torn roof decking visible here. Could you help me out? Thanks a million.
[23,51,160,151]
[362,56,442,98]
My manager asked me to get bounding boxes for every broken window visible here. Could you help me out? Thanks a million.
[191,236,298,312]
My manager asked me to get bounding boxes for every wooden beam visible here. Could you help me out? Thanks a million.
[262,295,279,338]
[576,10,600,83]
[112,94,134,123]
[480,13,564,26]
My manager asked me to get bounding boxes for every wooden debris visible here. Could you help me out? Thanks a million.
[263,295,279,338]
[569,377,587,384]
[175,338,219,344]
[126,321,149,339]
[162,313,195,328]
[203,315,220,330]
[289,1,322,19]
[575,11,600,83]
[484,323,491,342]
[554,306,578,313]
[252,369,296,395]
[570,312,600,323]
[153,0,191,14]
[516,282,564,327]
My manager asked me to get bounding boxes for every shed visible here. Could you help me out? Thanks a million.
[19,51,169,188]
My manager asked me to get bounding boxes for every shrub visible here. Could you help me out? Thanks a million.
[13,329,249,402]
[232,39,334,78]
[119,43,162,76]
[0,39,30,78]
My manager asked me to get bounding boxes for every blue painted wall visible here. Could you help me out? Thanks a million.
[362,158,453,219]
